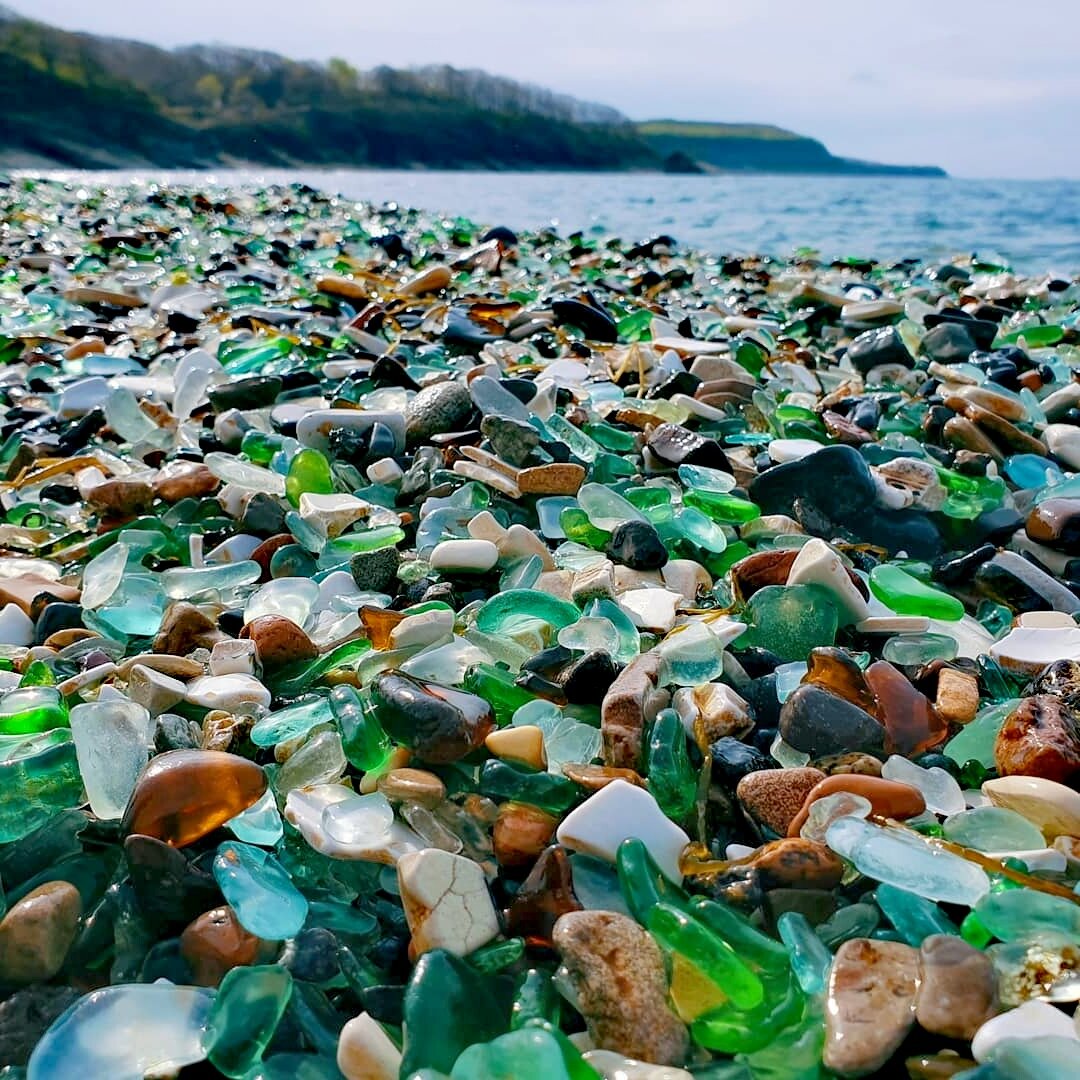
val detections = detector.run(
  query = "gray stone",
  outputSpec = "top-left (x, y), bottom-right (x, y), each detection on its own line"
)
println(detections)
top-left (405, 381), bottom-right (474, 444)
top-left (481, 413), bottom-right (539, 466)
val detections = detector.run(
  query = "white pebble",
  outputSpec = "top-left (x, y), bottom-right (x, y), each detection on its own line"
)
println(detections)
top-left (429, 539), bottom-right (498, 573)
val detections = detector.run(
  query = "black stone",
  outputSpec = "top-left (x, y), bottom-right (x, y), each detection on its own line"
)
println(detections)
top-left (749, 444), bottom-right (876, 524)
top-left (606, 520), bottom-right (669, 570)
top-left (647, 422), bottom-right (732, 472)
top-left (924, 310), bottom-right (997, 351)
top-left (551, 297), bottom-right (617, 342)
top-left (480, 225), bottom-right (518, 246)
top-left (124, 835), bottom-right (219, 932)
top-left (405, 381), bottom-right (475, 445)
top-left (932, 543), bottom-right (997, 587)
top-left (369, 671), bottom-right (493, 763)
top-left (481, 414), bottom-right (539, 466)
top-left (560, 650), bottom-right (619, 705)
top-left (779, 684), bottom-right (886, 757)
top-left (241, 492), bottom-right (288, 537)
top-left (709, 736), bottom-right (773, 787)
top-left (350, 546), bottom-right (401, 593)
top-left (921, 322), bottom-right (977, 363)
top-left (209, 376), bottom-right (283, 412)
top-left (1031, 660), bottom-right (1080, 711)
top-left (154, 712), bottom-right (201, 753)
top-left (844, 326), bottom-right (913, 374)
top-left (32, 601), bottom-right (83, 645)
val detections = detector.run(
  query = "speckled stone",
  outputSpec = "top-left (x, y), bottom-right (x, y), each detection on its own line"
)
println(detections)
top-left (994, 695), bottom-right (1080, 783)
top-left (824, 938), bottom-right (919, 1078)
top-left (405, 380), bottom-right (474, 445)
top-left (553, 910), bottom-right (688, 1065)
top-left (736, 766), bottom-right (827, 835)
top-left (0, 882), bottom-right (82, 984)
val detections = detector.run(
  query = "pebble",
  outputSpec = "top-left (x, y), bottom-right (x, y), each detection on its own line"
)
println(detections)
top-left (915, 934), bottom-right (999, 1039)
top-left (337, 1012), bottom-right (402, 1080)
top-left (553, 911), bottom-right (688, 1066)
top-left (397, 847), bottom-right (500, 956)
top-left (736, 767), bottom-right (827, 835)
top-left (824, 938), bottom-right (919, 1077)
top-left (994, 694), bottom-right (1080, 783)
top-left (429, 538), bottom-right (499, 573)
top-left (0, 883), bottom-right (82, 984)
top-left (971, 1000), bottom-right (1078, 1063)
top-left (982, 775), bottom-right (1080, 839)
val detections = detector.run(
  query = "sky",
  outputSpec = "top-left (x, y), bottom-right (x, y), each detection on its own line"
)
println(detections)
top-left (13, 0), bottom-right (1080, 178)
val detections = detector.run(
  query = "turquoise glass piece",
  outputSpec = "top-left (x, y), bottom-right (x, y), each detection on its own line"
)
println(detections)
top-left (450, 1027), bottom-right (572, 1080)
top-left (208, 965), bottom-right (293, 1078)
top-left (874, 884), bottom-right (959, 946)
top-left (161, 561), bottom-right (261, 600)
top-left (777, 911), bottom-right (832, 996)
top-left (974, 890), bottom-right (1080, 943)
top-left (582, 599), bottom-right (640, 665)
top-left (475, 590), bottom-right (580, 635)
top-left (212, 841), bottom-right (309, 940)
top-left (227, 789), bottom-right (284, 846)
top-left (944, 700), bottom-right (1021, 770)
top-left (943, 806), bottom-right (1046, 853)
top-left (250, 696), bottom-right (333, 748)
top-left (738, 584), bottom-right (838, 662)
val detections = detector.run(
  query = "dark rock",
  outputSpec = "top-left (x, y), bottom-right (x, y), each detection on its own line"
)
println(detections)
top-left (921, 321), bottom-right (977, 363)
top-left (551, 297), bottom-right (617, 342)
top-left (1026, 498), bottom-right (1080, 555)
top-left (1031, 659), bottom-right (1080, 711)
top-left (282, 927), bottom-right (340, 983)
top-left (208, 375), bottom-right (282, 412)
top-left (405, 381), bottom-right (475, 445)
top-left (844, 326), bottom-right (912, 374)
top-left (975, 550), bottom-right (1080, 614)
top-left (779, 684), bottom-right (886, 758)
top-left (32, 601), bottom-right (83, 646)
top-left (647, 422), bottom-right (732, 472)
top-left (606, 520), bottom-right (668, 571)
top-left (0, 985), bottom-right (80, 1066)
top-left (153, 712), bottom-right (201, 753)
top-left (124, 835), bottom-right (219, 932)
top-left (349, 546), bottom-right (401, 593)
top-left (709, 736), bottom-right (774, 787)
top-left (241, 492), bottom-right (288, 537)
top-left (481, 414), bottom-right (540, 466)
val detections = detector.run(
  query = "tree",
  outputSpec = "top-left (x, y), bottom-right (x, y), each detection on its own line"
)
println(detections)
top-left (195, 72), bottom-right (224, 110)
top-left (327, 57), bottom-right (358, 94)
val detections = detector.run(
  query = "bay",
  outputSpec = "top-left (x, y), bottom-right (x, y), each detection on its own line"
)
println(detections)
top-left (27, 168), bottom-right (1080, 273)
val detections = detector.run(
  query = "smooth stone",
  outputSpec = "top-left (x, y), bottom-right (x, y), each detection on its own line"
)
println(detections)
top-left (297, 492), bottom-right (371, 539)
top-left (736, 767), bottom-right (827, 835)
top-left (915, 934), bottom-right (998, 1040)
top-left (184, 673), bottom-right (272, 714)
top-left (582, 1049), bottom-right (694, 1080)
top-left (618, 588), bottom-right (681, 634)
top-left (1026, 498), bottom-right (1080, 555)
top-left (553, 910), bottom-right (688, 1066)
top-left (994, 695), bottom-right (1080, 783)
top-left (990, 626), bottom-right (1080, 676)
top-left (406, 381), bottom-right (474, 444)
top-left (557, 779), bottom-right (689, 883)
top-left (153, 601), bottom-right (227, 655)
top-left (934, 668), bottom-right (981, 726)
top-left (787, 775), bottom-right (925, 837)
top-left (779, 685), bottom-right (886, 758)
top-left (601, 652), bottom-right (669, 769)
top-left (982, 775), bottom-right (1080, 839)
top-left (126, 665), bottom-right (186, 717)
top-left (971, 1000), bottom-right (1078, 1063)
top-left (824, 938), bottom-right (919, 1078)
top-left (0, 882), bottom-right (81, 984)
top-left (337, 1012), bottom-right (402, 1080)
top-left (349, 546), bottom-right (401, 593)
top-left (481, 414), bottom-right (540, 466)
top-left (673, 682), bottom-right (753, 743)
top-left (785, 538), bottom-right (869, 626)
top-left (606, 520), bottom-right (669, 571)
top-left (845, 326), bottom-right (913, 374)
top-left (429, 539), bottom-right (499, 573)
top-left (1045, 423), bottom-right (1080, 470)
top-left (27, 984), bottom-right (214, 1079)
top-left (241, 614), bottom-right (318, 671)
top-left (0, 603), bottom-right (34, 647)
top-left (210, 639), bottom-right (257, 677)
top-left (397, 848), bottom-right (500, 956)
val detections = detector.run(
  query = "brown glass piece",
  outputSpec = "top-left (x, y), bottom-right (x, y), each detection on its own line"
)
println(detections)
top-left (995, 694), bottom-right (1080, 783)
top-left (240, 614), bottom-right (317, 670)
top-left (122, 749), bottom-right (267, 847)
top-left (360, 605), bottom-right (406, 650)
top-left (787, 774), bottom-right (927, 837)
top-left (493, 802), bottom-right (559, 867)
top-left (504, 845), bottom-right (582, 947)
top-left (730, 549), bottom-right (798, 602)
top-left (180, 905), bottom-right (276, 987)
top-left (803, 647), bottom-right (879, 716)
top-left (865, 660), bottom-right (947, 757)
top-left (739, 837), bottom-right (845, 890)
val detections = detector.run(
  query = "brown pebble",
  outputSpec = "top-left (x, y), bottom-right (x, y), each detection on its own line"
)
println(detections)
top-left (553, 910), bottom-right (688, 1065)
top-left (517, 463), bottom-right (586, 495)
top-left (493, 802), bottom-right (558, 867)
top-left (736, 767), bottom-right (826, 835)
top-left (0, 882), bottom-right (82, 985)
top-left (153, 601), bottom-right (227, 656)
top-left (85, 476), bottom-right (154, 518)
top-left (376, 767), bottom-right (446, 807)
top-left (0, 575), bottom-right (81, 615)
top-left (904, 1052), bottom-right (979, 1079)
top-left (153, 461), bottom-right (219, 503)
top-left (824, 938), bottom-right (919, 1078)
top-left (787, 775), bottom-right (926, 837)
top-left (240, 614), bottom-right (318, 671)
top-left (741, 837), bottom-right (845, 890)
top-left (994, 694), bottom-right (1080, 783)
top-left (250, 534), bottom-right (298, 581)
top-left (180, 905), bottom-right (276, 987)
top-left (42, 628), bottom-right (100, 650)
top-left (601, 652), bottom-right (669, 770)
top-left (562, 762), bottom-right (647, 791)
top-left (915, 934), bottom-right (998, 1040)
top-left (934, 668), bottom-right (981, 725)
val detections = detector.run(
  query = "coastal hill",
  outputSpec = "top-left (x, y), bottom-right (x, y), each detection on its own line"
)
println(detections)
top-left (0, 7), bottom-right (945, 176)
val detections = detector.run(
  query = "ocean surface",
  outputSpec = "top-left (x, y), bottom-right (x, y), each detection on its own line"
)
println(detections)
top-left (28, 169), bottom-right (1080, 275)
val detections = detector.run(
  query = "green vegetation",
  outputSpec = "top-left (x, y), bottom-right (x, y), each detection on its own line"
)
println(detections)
top-left (0, 9), bottom-right (944, 175)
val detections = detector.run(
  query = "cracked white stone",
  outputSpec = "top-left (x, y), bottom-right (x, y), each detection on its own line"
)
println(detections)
top-left (298, 492), bottom-right (372, 539)
top-left (397, 847), bottom-right (500, 957)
